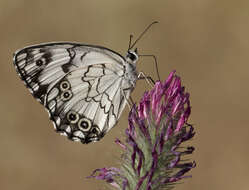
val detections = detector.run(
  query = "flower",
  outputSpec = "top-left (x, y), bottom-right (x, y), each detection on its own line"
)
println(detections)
top-left (87, 71), bottom-right (196, 190)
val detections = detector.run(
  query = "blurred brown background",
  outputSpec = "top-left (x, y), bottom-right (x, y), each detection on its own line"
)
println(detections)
top-left (1, 0), bottom-right (249, 189)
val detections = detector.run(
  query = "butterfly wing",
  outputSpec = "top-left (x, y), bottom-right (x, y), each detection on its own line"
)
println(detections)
top-left (13, 42), bottom-right (135, 143)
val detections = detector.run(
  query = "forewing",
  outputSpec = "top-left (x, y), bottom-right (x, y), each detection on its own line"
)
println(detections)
top-left (13, 42), bottom-right (125, 103)
top-left (13, 42), bottom-right (132, 143)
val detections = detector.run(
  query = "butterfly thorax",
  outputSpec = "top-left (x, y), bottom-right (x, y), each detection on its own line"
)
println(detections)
top-left (124, 50), bottom-right (139, 87)
top-left (123, 62), bottom-right (138, 87)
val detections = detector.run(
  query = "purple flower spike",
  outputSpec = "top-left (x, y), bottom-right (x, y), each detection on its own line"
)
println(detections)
top-left (175, 113), bottom-right (185, 132)
top-left (115, 138), bottom-right (127, 150)
top-left (88, 71), bottom-right (196, 190)
top-left (87, 167), bottom-right (128, 189)
top-left (138, 92), bottom-right (150, 119)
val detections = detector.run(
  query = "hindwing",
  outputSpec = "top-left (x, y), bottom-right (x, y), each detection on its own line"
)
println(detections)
top-left (13, 42), bottom-right (134, 143)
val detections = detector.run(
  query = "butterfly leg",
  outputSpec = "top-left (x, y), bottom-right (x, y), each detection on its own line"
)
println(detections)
top-left (129, 96), bottom-right (135, 106)
top-left (138, 54), bottom-right (161, 81)
top-left (138, 72), bottom-right (155, 88)
top-left (121, 87), bottom-right (135, 110)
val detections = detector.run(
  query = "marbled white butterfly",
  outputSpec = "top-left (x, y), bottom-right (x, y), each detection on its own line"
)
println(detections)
top-left (13, 22), bottom-right (158, 144)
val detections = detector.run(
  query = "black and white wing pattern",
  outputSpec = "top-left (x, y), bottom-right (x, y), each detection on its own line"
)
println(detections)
top-left (13, 42), bottom-right (137, 144)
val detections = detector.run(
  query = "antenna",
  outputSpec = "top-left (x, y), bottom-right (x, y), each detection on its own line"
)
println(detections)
top-left (129, 21), bottom-right (158, 50)
top-left (128, 34), bottom-right (133, 50)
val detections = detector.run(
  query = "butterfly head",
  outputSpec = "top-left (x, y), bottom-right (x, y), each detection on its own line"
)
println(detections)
top-left (126, 48), bottom-right (139, 64)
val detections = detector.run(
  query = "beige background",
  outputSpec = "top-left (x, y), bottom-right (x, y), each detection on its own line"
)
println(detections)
top-left (1, 0), bottom-right (249, 189)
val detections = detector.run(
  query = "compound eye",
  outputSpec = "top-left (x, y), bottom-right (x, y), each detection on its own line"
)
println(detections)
top-left (128, 52), bottom-right (137, 61)
top-left (67, 111), bottom-right (79, 124)
top-left (60, 81), bottom-right (70, 91)
top-left (61, 90), bottom-right (73, 101)
top-left (78, 118), bottom-right (92, 132)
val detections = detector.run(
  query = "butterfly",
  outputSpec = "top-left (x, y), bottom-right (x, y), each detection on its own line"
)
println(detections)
top-left (13, 22), bottom-right (159, 144)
